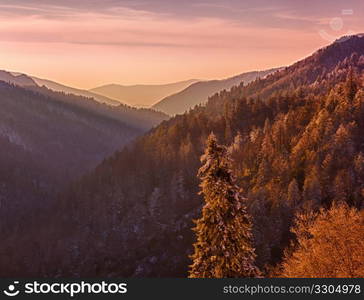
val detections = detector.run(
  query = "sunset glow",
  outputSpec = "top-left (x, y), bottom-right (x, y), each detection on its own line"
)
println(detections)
top-left (0, 0), bottom-right (363, 88)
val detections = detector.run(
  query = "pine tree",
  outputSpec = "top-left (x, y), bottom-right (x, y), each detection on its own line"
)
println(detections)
top-left (287, 179), bottom-right (301, 208)
top-left (303, 167), bottom-right (322, 210)
top-left (344, 68), bottom-right (358, 103)
top-left (189, 133), bottom-right (258, 278)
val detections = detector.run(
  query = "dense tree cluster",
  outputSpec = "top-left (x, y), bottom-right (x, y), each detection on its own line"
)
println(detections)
top-left (189, 134), bottom-right (258, 278)
top-left (0, 35), bottom-right (363, 277)
top-left (281, 203), bottom-right (364, 277)
top-left (0, 82), bottom-right (166, 276)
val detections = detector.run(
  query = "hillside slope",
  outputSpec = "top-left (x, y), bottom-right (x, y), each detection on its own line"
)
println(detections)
top-left (0, 82), bottom-right (166, 217)
top-left (31, 76), bottom-right (122, 106)
top-left (0, 82), bottom-right (158, 269)
top-left (152, 69), bottom-right (280, 115)
top-left (91, 79), bottom-right (198, 108)
top-left (0, 70), bottom-right (37, 87)
top-left (28, 85), bottom-right (168, 132)
top-left (0, 83), bottom-right (146, 185)
top-left (2, 35), bottom-right (364, 277)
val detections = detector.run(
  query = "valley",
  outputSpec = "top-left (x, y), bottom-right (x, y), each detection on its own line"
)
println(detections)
top-left (0, 34), bottom-right (363, 277)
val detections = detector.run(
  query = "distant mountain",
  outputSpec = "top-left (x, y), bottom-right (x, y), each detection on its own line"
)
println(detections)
top-left (15, 34), bottom-right (363, 278)
top-left (0, 70), bottom-right (37, 87)
top-left (1, 70), bottom-right (168, 131)
top-left (0, 80), bottom-right (166, 237)
top-left (31, 76), bottom-right (121, 106)
top-left (28, 85), bottom-right (168, 132)
top-left (152, 69), bottom-right (280, 115)
top-left (335, 33), bottom-right (364, 43)
top-left (0, 82), bottom-right (146, 184)
top-left (0, 81), bottom-right (165, 267)
top-left (90, 79), bottom-right (198, 108)
top-left (0, 80), bottom-right (167, 210)
top-left (4, 35), bottom-right (364, 278)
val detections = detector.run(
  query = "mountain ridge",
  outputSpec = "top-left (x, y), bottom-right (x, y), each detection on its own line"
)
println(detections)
top-left (1, 70), bottom-right (124, 106)
top-left (36, 34), bottom-right (364, 277)
top-left (0, 69), bottom-right (169, 131)
top-left (0, 70), bottom-right (38, 87)
top-left (31, 76), bottom-right (122, 106)
top-left (91, 79), bottom-right (199, 108)
top-left (152, 68), bottom-right (281, 115)
top-left (1, 35), bottom-right (363, 277)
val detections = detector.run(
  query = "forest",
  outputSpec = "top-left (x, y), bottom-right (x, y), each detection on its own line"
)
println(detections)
top-left (0, 35), bottom-right (364, 278)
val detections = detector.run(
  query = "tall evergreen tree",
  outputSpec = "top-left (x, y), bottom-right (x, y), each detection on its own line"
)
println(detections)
top-left (344, 68), bottom-right (358, 103)
top-left (189, 133), bottom-right (258, 278)
top-left (287, 179), bottom-right (301, 208)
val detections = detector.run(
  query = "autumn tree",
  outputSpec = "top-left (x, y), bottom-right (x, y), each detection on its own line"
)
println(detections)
top-left (287, 179), bottom-right (301, 208)
top-left (281, 202), bottom-right (364, 277)
top-left (302, 167), bottom-right (322, 210)
top-left (344, 68), bottom-right (358, 103)
top-left (189, 133), bottom-right (258, 278)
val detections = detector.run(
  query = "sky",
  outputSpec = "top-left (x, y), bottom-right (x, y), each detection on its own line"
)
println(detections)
top-left (0, 0), bottom-right (363, 89)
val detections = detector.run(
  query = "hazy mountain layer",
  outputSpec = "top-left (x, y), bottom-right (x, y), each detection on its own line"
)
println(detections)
top-left (2, 35), bottom-right (364, 278)
top-left (27, 85), bottom-right (168, 132)
top-left (0, 82), bottom-right (145, 185)
top-left (31, 76), bottom-right (121, 106)
top-left (0, 70), bottom-right (37, 87)
top-left (30, 34), bottom-right (363, 278)
top-left (91, 79), bottom-right (198, 108)
top-left (152, 69), bottom-right (280, 115)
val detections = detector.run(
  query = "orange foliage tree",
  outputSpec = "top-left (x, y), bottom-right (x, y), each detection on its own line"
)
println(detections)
top-left (281, 203), bottom-right (364, 277)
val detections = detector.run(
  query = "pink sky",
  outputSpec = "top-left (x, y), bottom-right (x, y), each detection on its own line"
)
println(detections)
top-left (0, 0), bottom-right (363, 89)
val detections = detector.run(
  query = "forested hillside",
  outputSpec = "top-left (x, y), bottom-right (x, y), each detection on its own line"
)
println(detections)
top-left (152, 69), bottom-right (279, 115)
top-left (0, 82), bottom-right (166, 184)
top-left (2, 35), bottom-right (364, 277)
top-left (0, 70), bottom-right (37, 87)
top-left (0, 82), bottom-right (168, 276)
top-left (28, 85), bottom-right (168, 131)
top-left (31, 76), bottom-right (122, 106)
top-left (0, 81), bottom-right (167, 200)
